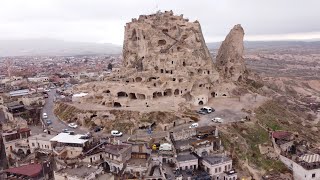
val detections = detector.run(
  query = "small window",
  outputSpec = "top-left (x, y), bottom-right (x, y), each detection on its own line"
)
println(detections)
top-left (312, 174), bottom-right (316, 178)
top-left (32, 143), bottom-right (35, 147)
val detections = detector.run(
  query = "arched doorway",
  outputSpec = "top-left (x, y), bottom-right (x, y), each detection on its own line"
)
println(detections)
top-left (100, 162), bottom-right (111, 173)
top-left (198, 101), bottom-right (204, 105)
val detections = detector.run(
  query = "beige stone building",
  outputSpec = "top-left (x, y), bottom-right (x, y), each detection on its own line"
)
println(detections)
top-left (28, 133), bottom-right (55, 153)
top-left (2, 128), bottom-right (31, 165)
top-left (202, 155), bottom-right (237, 179)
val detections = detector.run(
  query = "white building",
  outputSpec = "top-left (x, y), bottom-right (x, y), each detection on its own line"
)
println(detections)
top-left (280, 154), bottom-right (320, 180)
top-left (202, 155), bottom-right (237, 180)
top-left (28, 133), bottom-right (55, 153)
top-left (50, 132), bottom-right (91, 168)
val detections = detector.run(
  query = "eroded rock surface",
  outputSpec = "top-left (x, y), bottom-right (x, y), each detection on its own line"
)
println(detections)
top-left (216, 24), bottom-right (247, 82)
top-left (72, 12), bottom-right (249, 113)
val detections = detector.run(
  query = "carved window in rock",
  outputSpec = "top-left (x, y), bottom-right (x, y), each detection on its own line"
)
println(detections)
top-left (162, 29), bottom-right (168, 33)
top-left (158, 39), bottom-right (166, 46)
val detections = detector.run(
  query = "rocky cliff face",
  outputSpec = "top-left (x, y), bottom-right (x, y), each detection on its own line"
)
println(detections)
top-left (122, 10), bottom-right (218, 79)
top-left (216, 24), bottom-right (247, 82)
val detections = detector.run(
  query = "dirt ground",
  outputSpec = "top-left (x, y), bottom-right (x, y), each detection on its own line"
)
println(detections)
top-left (193, 93), bottom-right (269, 126)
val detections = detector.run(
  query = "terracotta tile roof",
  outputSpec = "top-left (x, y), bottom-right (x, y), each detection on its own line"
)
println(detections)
top-left (18, 127), bottom-right (31, 133)
top-left (5, 163), bottom-right (42, 177)
top-left (272, 131), bottom-right (292, 140)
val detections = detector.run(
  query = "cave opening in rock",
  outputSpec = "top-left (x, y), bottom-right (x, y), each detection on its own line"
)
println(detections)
top-left (114, 102), bottom-right (122, 107)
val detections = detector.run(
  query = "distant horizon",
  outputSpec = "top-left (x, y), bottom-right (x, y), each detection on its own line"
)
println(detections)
top-left (0, 37), bottom-right (320, 47)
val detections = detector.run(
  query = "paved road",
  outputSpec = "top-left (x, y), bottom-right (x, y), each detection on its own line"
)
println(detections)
top-left (42, 89), bottom-right (85, 135)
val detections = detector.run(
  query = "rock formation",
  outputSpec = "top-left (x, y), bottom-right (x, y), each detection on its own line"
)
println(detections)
top-left (216, 24), bottom-right (247, 82)
top-left (123, 10), bottom-right (215, 75)
top-left (73, 11), bottom-right (248, 110)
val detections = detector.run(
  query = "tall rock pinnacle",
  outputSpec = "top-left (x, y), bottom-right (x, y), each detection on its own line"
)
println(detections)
top-left (216, 24), bottom-right (247, 82)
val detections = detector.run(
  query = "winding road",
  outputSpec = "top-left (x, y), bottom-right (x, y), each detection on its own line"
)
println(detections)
top-left (42, 89), bottom-right (85, 134)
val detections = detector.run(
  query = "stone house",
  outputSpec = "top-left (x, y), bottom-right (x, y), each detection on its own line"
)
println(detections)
top-left (202, 155), bottom-right (236, 179)
top-left (280, 153), bottom-right (320, 180)
top-left (28, 133), bottom-right (55, 153)
top-left (176, 154), bottom-right (198, 171)
top-left (2, 128), bottom-right (31, 165)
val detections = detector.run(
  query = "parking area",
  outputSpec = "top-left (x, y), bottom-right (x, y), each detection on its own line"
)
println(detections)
top-left (194, 94), bottom-right (268, 128)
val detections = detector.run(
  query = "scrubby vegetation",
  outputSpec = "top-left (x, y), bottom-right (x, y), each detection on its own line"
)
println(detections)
top-left (221, 122), bottom-right (287, 174)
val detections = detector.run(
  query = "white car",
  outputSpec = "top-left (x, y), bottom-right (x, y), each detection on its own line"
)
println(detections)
top-left (42, 113), bottom-right (48, 119)
top-left (159, 143), bottom-right (172, 151)
top-left (111, 130), bottom-right (123, 137)
top-left (68, 123), bottom-right (78, 129)
top-left (212, 117), bottom-right (223, 123)
top-left (189, 123), bottom-right (199, 128)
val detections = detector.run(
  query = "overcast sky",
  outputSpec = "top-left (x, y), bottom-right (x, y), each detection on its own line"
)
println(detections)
top-left (0, 0), bottom-right (319, 45)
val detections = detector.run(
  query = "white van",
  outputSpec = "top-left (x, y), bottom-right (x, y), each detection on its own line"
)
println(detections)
top-left (159, 143), bottom-right (172, 151)
top-left (200, 107), bottom-right (214, 113)
top-left (212, 117), bottom-right (223, 123)
top-left (189, 123), bottom-right (199, 128)
top-left (42, 113), bottom-right (48, 119)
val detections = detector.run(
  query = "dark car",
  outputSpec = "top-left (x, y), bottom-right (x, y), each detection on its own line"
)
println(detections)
top-left (46, 119), bottom-right (52, 125)
top-left (197, 133), bottom-right (209, 139)
top-left (94, 126), bottom-right (102, 132)
top-left (196, 110), bottom-right (207, 115)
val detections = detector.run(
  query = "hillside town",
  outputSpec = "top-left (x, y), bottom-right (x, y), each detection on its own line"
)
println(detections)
top-left (1, 10), bottom-right (320, 180)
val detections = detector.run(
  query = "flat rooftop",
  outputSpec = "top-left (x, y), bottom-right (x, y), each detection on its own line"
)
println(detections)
top-left (203, 155), bottom-right (231, 165)
top-left (50, 133), bottom-right (88, 144)
top-left (104, 143), bottom-right (131, 156)
top-left (174, 137), bottom-right (198, 150)
top-left (29, 133), bottom-right (55, 141)
top-left (176, 154), bottom-right (198, 162)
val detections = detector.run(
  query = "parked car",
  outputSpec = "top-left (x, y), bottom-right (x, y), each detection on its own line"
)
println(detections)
top-left (196, 110), bottom-right (207, 115)
top-left (46, 119), bottom-right (52, 125)
top-left (42, 113), bottom-right (48, 119)
top-left (152, 143), bottom-right (160, 150)
top-left (80, 132), bottom-right (91, 139)
top-left (159, 143), bottom-right (172, 151)
top-left (197, 133), bottom-right (209, 139)
top-left (200, 107), bottom-right (215, 113)
top-left (189, 123), bottom-right (199, 128)
top-left (68, 123), bottom-right (78, 128)
top-left (212, 117), bottom-right (223, 123)
top-left (62, 129), bottom-right (69, 133)
top-left (111, 130), bottom-right (123, 137)
top-left (94, 126), bottom-right (102, 132)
